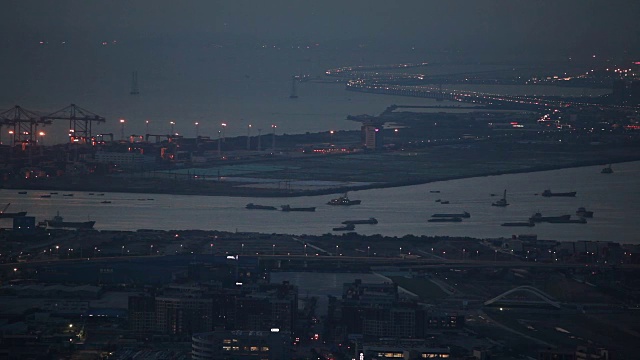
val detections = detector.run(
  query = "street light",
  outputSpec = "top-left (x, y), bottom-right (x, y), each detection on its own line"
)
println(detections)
top-left (194, 122), bottom-right (199, 137)
top-left (145, 120), bottom-right (150, 134)
top-left (329, 130), bottom-right (334, 143)
top-left (38, 131), bottom-right (45, 145)
top-left (8, 130), bottom-right (14, 146)
top-left (170, 121), bottom-right (175, 135)
top-left (221, 123), bottom-right (227, 142)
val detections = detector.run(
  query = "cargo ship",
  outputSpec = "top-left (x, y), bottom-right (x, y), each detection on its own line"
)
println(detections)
top-left (576, 207), bottom-right (594, 218)
top-left (342, 218), bottom-right (378, 225)
top-left (501, 221), bottom-right (535, 227)
top-left (281, 205), bottom-right (316, 212)
top-left (431, 211), bottom-right (470, 218)
top-left (0, 203), bottom-right (27, 218)
top-left (45, 212), bottom-right (95, 229)
top-left (332, 224), bottom-right (355, 231)
top-left (428, 217), bottom-right (463, 222)
top-left (541, 189), bottom-right (576, 197)
top-left (327, 193), bottom-right (361, 206)
top-left (547, 217), bottom-right (587, 224)
top-left (529, 212), bottom-right (571, 223)
top-left (246, 203), bottom-right (277, 210)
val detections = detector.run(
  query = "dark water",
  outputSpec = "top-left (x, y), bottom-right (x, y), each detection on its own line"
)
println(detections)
top-left (2, 161), bottom-right (638, 244)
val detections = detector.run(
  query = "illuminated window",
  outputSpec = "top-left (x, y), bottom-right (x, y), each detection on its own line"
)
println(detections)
top-left (261, 347), bottom-right (269, 351)
top-left (251, 346), bottom-right (259, 351)
top-left (222, 346), bottom-right (231, 351)
top-left (223, 339), bottom-right (231, 344)
top-left (232, 346), bottom-right (239, 351)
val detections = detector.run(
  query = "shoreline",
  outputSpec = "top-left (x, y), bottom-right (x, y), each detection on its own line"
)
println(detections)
top-left (4, 156), bottom-right (639, 198)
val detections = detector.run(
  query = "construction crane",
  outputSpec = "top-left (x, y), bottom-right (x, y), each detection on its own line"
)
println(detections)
top-left (41, 104), bottom-right (105, 144)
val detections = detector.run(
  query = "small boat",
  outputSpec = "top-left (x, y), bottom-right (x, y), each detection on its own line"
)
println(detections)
top-left (333, 224), bottom-right (355, 231)
top-left (50, 192), bottom-right (58, 195)
top-left (576, 207), bottom-right (594, 218)
top-left (342, 218), bottom-right (378, 225)
top-left (17, 191), bottom-right (27, 195)
top-left (429, 190), bottom-right (441, 193)
top-left (541, 189), bottom-right (576, 197)
top-left (431, 211), bottom-right (470, 218)
top-left (440, 200), bottom-right (450, 204)
top-left (428, 217), bottom-right (462, 222)
top-left (327, 193), bottom-right (361, 206)
top-left (601, 164), bottom-right (613, 174)
top-left (88, 193), bottom-right (95, 195)
top-left (492, 189), bottom-right (509, 207)
top-left (100, 201), bottom-right (112, 204)
top-left (45, 211), bottom-right (95, 229)
top-left (97, 193), bottom-right (105, 196)
top-left (0, 203), bottom-right (27, 218)
top-left (281, 205), bottom-right (316, 212)
top-left (246, 203), bottom-right (277, 210)
top-left (501, 221), bottom-right (535, 227)
top-left (435, 199), bottom-right (441, 203)
top-left (40, 194), bottom-right (51, 198)
top-left (63, 194), bottom-right (74, 197)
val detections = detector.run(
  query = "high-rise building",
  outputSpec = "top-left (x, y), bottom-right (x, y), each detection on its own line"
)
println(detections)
top-left (155, 296), bottom-right (213, 335)
top-left (128, 295), bottom-right (156, 333)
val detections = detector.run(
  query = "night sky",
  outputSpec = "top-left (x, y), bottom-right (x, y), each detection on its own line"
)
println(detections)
top-left (3, 0), bottom-right (639, 58)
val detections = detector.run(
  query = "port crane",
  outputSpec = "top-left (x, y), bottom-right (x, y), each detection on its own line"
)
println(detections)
top-left (0, 105), bottom-right (51, 146)
top-left (41, 104), bottom-right (105, 144)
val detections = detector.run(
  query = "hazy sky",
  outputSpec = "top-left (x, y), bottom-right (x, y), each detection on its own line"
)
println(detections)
top-left (4, 0), bottom-right (640, 57)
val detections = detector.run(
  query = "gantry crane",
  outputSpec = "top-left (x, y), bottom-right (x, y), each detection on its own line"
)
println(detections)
top-left (0, 106), bottom-right (51, 146)
top-left (41, 104), bottom-right (105, 144)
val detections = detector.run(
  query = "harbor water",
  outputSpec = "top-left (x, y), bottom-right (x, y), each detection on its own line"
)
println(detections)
top-left (2, 161), bottom-right (639, 244)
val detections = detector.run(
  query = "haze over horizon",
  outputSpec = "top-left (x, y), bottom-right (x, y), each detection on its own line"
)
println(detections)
top-left (2, 1), bottom-right (640, 143)
top-left (3, 0), bottom-right (640, 60)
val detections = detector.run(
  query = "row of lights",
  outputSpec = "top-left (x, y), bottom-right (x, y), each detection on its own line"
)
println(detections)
top-left (116, 120), bottom-right (280, 138)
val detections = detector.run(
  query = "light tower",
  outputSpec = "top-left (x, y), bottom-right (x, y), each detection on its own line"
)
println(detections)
top-left (38, 131), bottom-right (45, 145)
top-left (271, 124), bottom-right (277, 151)
top-left (119, 119), bottom-right (125, 140)
top-left (194, 122), bottom-right (199, 137)
top-left (169, 121), bottom-right (175, 135)
top-left (221, 123), bottom-right (227, 142)
top-left (247, 124), bottom-right (252, 150)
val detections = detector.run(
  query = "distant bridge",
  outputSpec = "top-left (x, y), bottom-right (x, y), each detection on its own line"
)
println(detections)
top-left (484, 285), bottom-right (561, 309)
